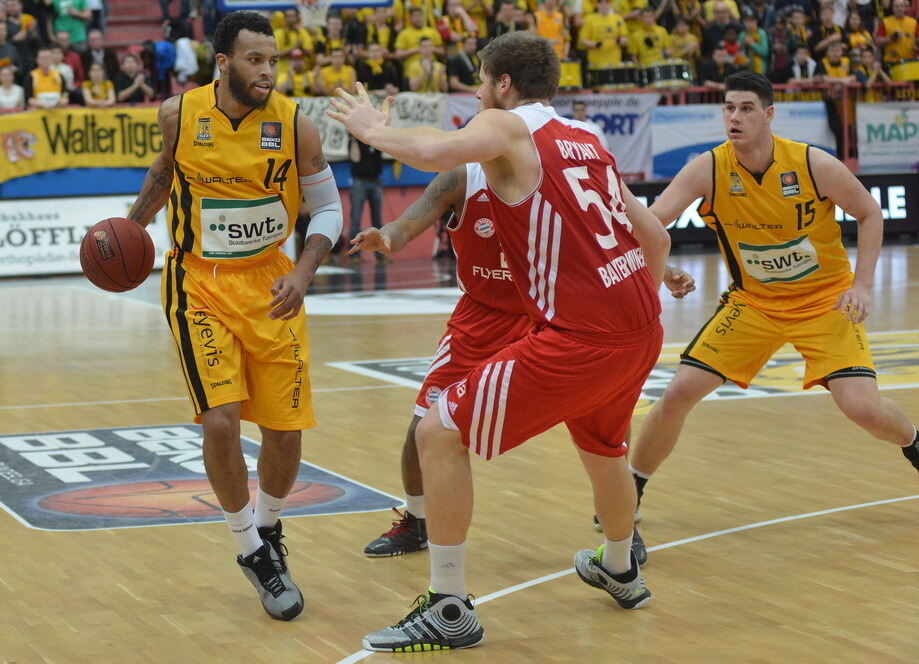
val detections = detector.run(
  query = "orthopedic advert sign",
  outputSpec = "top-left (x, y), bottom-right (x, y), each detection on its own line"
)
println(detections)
top-left (651, 102), bottom-right (836, 178)
top-left (0, 195), bottom-right (170, 277)
top-left (856, 102), bottom-right (919, 171)
top-left (0, 106), bottom-right (161, 183)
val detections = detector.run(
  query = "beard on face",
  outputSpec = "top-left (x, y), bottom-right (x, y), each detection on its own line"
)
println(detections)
top-left (227, 63), bottom-right (271, 110)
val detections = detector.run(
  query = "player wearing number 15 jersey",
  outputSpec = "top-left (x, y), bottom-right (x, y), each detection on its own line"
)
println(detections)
top-left (628, 71), bottom-right (919, 536)
top-left (329, 31), bottom-right (671, 651)
top-left (126, 12), bottom-right (345, 622)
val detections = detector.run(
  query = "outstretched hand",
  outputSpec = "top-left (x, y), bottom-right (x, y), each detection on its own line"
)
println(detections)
top-left (326, 82), bottom-right (393, 143)
top-left (349, 227), bottom-right (392, 255)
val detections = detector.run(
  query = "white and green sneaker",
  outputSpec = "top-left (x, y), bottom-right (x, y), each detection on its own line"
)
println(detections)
top-left (362, 591), bottom-right (484, 652)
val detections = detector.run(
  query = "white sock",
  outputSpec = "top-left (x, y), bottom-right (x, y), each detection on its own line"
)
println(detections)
top-left (224, 502), bottom-right (262, 558)
top-left (429, 542), bottom-right (466, 597)
top-left (254, 487), bottom-right (286, 529)
top-left (601, 535), bottom-right (633, 575)
top-left (404, 494), bottom-right (426, 519)
top-left (628, 465), bottom-right (651, 480)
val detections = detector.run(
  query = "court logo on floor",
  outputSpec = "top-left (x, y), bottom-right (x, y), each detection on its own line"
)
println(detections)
top-left (330, 331), bottom-right (919, 416)
top-left (0, 425), bottom-right (399, 531)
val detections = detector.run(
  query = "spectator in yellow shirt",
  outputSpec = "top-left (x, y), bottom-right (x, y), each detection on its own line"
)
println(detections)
top-left (274, 8), bottom-right (315, 71)
top-left (313, 48), bottom-right (357, 95)
top-left (462, 0), bottom-right (494, 38)
top-left (81, 61), bottom-right (114, 107)
top-left (533, 0), bottom-right (569, 59)
top-left (406, 37), bottom-right (448, 91)
top-left (616, 0), bottom-right (646, 35)
top-left (669, 16), bottom-right (700, 76)
top-left (579, 0), bottom-right (629, 69)
top-left (876, 0), bottom-right (918, 65)
top-left (395, 7), bottom-right (444, 69)
top-left (28, 48), bottom-right (66, 109)
top-left (276, 49), bottom-right (313, 97)
top-left (630, 7), bottom-right (669, 66)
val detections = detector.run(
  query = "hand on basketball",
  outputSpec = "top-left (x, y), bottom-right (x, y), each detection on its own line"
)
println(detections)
top-left (833, 283), bottom-right (871, 323)
top-left (349, 227), bottom-right (392, 255)
top-left (663, 266), bottom-right (696, 299)
top-left (326, 82), bottom-right (393, 144)
top-left (269, 272), bottom-right (310, 320)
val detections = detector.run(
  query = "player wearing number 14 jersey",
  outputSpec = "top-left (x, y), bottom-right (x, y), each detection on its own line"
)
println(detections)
top-left (328, 30), bottom-right (671, 651)
top-left (126, 12), bottom-right (345, 622)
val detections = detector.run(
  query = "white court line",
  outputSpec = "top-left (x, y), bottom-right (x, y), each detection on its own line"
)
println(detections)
top-left (0, 384), bottom-right (405, 411)
top-left (336, 493), bottom-right (919, 663)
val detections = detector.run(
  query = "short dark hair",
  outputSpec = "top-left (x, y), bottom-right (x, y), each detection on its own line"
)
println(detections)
top-left (724, 70), bottom-right (774, 108)
top-left (213, 11), bottom-right (274, 56)
top-left (478, 31), bottom-right (559, 101)
top-left (572, 100), bottom-right (586, 109)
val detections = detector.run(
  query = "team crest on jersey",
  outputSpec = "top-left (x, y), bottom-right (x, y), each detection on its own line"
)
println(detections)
top-left (260, 122), bottom-right (282, 150)
top-left (780, 171), bottom-right (800, 197)
top-left (424, 386), bottom-right (442, 406)
top-left (196, 117), bottom-right (212, 141)
top-left (474, 218), bottom-right (495, 238)
top-left (729, 172), bottom-right (745, 196)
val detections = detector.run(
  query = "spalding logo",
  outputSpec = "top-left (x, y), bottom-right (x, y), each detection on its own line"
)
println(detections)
top-left (474, 218), bottom-right (495, 238)
top-left (93, 230), bottom-right (115, 260)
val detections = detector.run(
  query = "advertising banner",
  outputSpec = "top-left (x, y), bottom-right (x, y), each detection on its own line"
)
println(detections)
top-left (856, 102), bottom-right (919, 172)
top-left (651, 102), bottom-right (836, 179)
top-left (0, 195), bottom-right (170, 277)
top-left (444, 93), bottom-right (661, 179)
top-left (552, 93), bottom-right (661, 179)
top-left (0, 106), bottom-right (161, 184)
top-left (296, 95), bottom-right (350, 162)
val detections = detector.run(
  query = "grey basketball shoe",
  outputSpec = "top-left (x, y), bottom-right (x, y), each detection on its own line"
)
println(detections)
top-left (362, 592), bottom-right (485, 652)
top-left (258, 519), bottom-right (293, 586)
top-left (237, 540), bottom-right (304, 621)
top-left (574, 548), bottom-right (651, 609)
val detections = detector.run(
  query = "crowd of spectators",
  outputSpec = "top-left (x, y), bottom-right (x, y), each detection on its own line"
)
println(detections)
top-left (1, 0), bottom-right (918, 112)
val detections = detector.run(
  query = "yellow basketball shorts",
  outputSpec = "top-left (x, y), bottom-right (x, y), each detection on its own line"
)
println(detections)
top-left (682, 291), bottom-right (875, 390)
top-left (161, 249), bottom-right (315, 431)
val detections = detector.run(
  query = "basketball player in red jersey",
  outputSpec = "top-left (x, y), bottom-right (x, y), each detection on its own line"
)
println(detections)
top-left (330, 31), bottom-right (671, 651)
top-left (355, 164), bottom-right (694, 565)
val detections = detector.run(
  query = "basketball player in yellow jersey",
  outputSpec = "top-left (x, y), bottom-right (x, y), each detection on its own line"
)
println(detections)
top-left (126, 11), bottom-right (343, 621)
top-left (628, 71), bottom-right (919, 515)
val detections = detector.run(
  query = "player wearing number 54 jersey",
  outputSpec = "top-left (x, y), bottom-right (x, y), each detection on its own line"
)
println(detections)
top-left (126, 12), bottom-right (344, 622)
top-left (329, 31), bottom-right (671, 652)
top-left (628, 71), bottom-right (919, 533)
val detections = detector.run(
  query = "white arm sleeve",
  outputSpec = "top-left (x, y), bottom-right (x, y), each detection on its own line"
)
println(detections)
top-left (299, 166), bottom-right (343, 245)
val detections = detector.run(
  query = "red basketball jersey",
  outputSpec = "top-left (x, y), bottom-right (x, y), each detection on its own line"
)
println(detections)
top-left (485, 103), bottom-right (661, 338)
top-left (448, 163), bottom-right (527, 315)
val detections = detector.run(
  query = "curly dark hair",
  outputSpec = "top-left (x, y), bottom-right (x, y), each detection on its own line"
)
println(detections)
top-left (213, 11), bottom-right (274, 56)
top-left (478, 31), bottom-right (559, 101)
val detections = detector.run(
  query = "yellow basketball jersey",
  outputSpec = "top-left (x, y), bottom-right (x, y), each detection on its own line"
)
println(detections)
top-left (702, 136), bottom-right (853, 319)
top-left (170, 81), bottom-right (301, 265)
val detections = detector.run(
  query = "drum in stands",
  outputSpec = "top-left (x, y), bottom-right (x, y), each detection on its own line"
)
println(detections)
top-left (643, 59), bottom-right (692, 88)
top-left (890, 60), bottom-right (919, 82)
top-left (559, 60), bottom-right (584, 90)
top-left (589, 63), bottom-right (641, 89)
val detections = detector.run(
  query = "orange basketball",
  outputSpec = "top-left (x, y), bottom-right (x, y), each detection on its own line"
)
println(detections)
top-left (80, 217), bottom-right (155, 292)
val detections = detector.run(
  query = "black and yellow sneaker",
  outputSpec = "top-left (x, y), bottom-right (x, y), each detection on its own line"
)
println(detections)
top-left (363, 508), bottom-right (428, 557)
top-left (362, 591), bottom-right (484, 652)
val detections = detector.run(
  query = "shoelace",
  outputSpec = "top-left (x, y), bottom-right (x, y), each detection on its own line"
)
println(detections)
top-left (395, 593), bottom-right (432, 628)
top-left (380, 507), bottom-right (414, 537)
top-left (252, 554), bottom-right (287, 598)
top-left (268, 532), bottom-right (289, 573)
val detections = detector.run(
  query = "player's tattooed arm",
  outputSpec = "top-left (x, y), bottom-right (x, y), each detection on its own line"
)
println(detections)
top-left (350, 166), bottom-right (466, 255)
top-left (129, 96), bottom-right (180, 226)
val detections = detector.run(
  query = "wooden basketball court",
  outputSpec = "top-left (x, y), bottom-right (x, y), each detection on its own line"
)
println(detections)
top-left (1, 246), bottom-right (917, 663)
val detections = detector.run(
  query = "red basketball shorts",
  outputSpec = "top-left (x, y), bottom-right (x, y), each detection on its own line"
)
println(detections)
top-left (415, 295), bottom-right (532, 417)
top-left (438, 320), bottom-right (663, 459)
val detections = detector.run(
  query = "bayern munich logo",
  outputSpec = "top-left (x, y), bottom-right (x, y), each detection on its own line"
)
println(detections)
top-left (474, 218), bottom-right (495, 238)
top-left (425, 386), bottom-right (442, 406)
